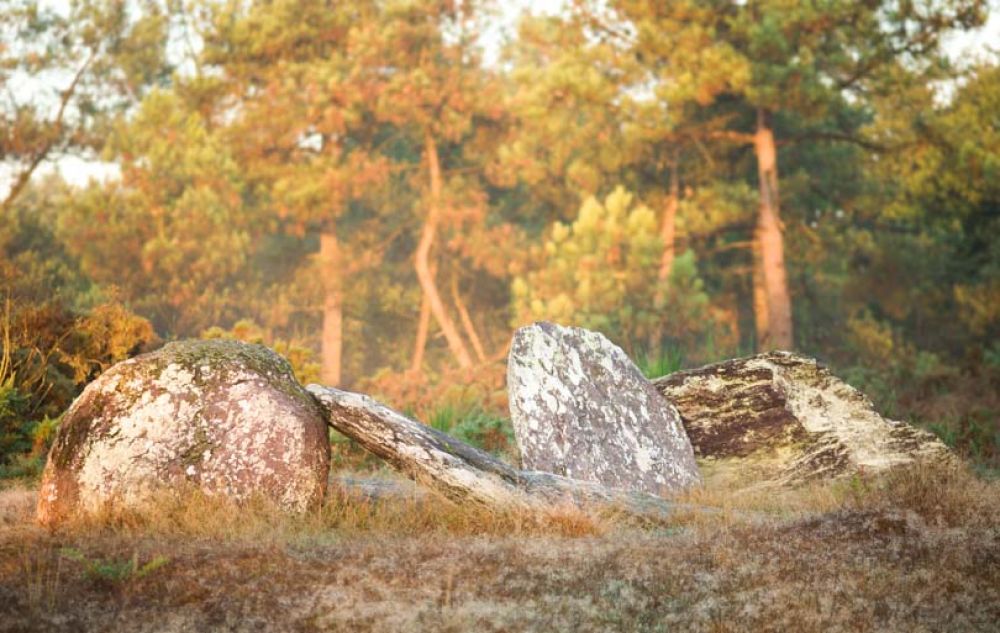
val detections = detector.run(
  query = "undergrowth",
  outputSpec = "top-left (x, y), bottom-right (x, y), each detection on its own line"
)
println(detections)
top-left (2, 462), bottom-right (999, 632)
top-left (60, 548), bottom-right (170, 589)
top-left (427, 405), bottom-right (515, 459)
top-left (49, 482), bottom-right (606, 543)
top-left (634, 345), bottom-right (686, 380)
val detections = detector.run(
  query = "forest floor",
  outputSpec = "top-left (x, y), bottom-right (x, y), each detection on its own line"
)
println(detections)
top-left (1, 463), bottom-right (998, 633)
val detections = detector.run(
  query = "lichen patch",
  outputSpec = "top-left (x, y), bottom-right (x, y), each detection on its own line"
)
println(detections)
top-left (653, 351), bottom-right (954, 487)
top-left (508, 322), bottom-right (701, 496)
top-left (36, 339), bottom-right (330, 525)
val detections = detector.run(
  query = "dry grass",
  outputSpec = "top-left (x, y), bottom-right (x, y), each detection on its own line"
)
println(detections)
top-left (2, 463), bottom-right (999, 632)
top-left (48, 482), bottom-right (608, 544)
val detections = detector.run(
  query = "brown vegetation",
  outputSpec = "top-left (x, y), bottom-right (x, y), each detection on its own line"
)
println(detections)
top-left (2, 463), bottom-right (998, 632)
top-left (1, 2), bottom-right (998, 628)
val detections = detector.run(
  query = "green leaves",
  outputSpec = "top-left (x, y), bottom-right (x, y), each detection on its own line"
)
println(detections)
top-left (61, 548), bottom-right (171, 588)
top-left (513, 186), bottom-right (710, 352)
top-left (59, 88), bottom-right (251, 335)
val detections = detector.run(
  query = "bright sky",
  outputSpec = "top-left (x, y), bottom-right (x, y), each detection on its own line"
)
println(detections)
top-left (486, 0), bottom-right (565, 65)
top-left (3, 0), bottom-right (998, 191)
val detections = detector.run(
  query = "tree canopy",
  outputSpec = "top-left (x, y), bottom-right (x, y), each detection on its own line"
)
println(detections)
top-left (2, 0), bottom-right (997, 471)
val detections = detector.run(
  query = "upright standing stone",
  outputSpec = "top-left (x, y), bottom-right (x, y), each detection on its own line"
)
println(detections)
top-left (37, 340), bottom-right (330, 525)
top-left (507, 322), bottom-right (700, 495)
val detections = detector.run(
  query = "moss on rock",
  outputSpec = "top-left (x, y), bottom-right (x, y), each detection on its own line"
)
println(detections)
top-left (653, 351), bottom-right (955, 487)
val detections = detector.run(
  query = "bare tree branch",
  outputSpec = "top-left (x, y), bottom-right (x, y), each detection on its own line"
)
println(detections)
top-left (2, 49), bottom-right (96, 211)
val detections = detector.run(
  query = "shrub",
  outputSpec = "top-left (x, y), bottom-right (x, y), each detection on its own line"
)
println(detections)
top-left (0, 376), bottom-right (31, 461)
top-left (429, 405), bottom-right (515, 459)
top-left (0, 294), bottom-right (158, 475)
top-left (201, 319), bottom-right (321, 385)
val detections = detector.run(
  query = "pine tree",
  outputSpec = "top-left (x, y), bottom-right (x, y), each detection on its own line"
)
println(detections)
top-left (596, 0), bottom-right (987, 350)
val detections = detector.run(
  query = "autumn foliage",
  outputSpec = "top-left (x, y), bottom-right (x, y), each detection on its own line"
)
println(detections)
top-left (1, 0), bottom-right (998, 472)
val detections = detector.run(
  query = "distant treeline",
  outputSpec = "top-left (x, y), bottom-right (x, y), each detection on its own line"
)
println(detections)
top-left (1, 1), bottom-right (997, 472)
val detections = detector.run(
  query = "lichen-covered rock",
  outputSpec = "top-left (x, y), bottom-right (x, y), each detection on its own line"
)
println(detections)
top-left (308, 384), bottom-right (685, 521)
top-left (652, 351), bottom-right (955, 485)
top-left (36, 340), bottom-right (330, 525)
top-left (507, 322), bottom-right (701, 495)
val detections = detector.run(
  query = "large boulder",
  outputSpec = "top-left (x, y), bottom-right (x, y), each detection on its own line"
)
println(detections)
top-left (507, 322), bottom-right (700, 496)
top-left (652, 351), bottom-right (954, 485)
top-left (37, 340), bottom-right (330, 525)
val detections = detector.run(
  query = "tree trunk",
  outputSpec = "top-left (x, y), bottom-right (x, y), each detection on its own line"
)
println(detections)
top-left (414, 132), bottom-right (474, 369)
top-left (751, 231), bottom-right (770, 349)
top-left (319, 230), bottom-right (343, 386)
top-left (410, 259), bottom-right (436, 374)
top-left (650, 157), bottom-right (680, 351)
top-left (451, 272), bottom-right (487, 363)
top-left (656, 158), bottom-right (680, 287)
top-left (410, 292), bottom-right (431, 374)
top-left (753, 108), bottom-right (793, 350)
top-left (307, 384), bottom-right (684, 522)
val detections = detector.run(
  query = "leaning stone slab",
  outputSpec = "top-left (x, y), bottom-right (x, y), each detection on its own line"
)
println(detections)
top-left (307, 384), bottom-right (689, 522)
top-left (37, 340), bottom-right (330, 525)
top-left (507, 322), bottom-right (701, 496)
top-left (652, 351), bottom-right (955, 485)
top-left (309, 385), bottom-right (531, 510)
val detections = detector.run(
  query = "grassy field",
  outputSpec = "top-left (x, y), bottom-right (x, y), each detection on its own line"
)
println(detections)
top-left (1, 463), bottom-right (999, 632)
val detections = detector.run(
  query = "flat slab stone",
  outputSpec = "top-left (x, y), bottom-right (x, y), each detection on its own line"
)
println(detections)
top-left (507, 322), bottom-right (700, 496)
top-left (652, 351), bottom-right (955, 485)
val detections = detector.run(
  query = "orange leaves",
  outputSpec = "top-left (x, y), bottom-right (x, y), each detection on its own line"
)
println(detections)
top-left (606, 244), bottom-right (623, 266)
top-left (321, 106), bottom-right (347, 137)
top-left (346, 153), bottom-right (392, 200)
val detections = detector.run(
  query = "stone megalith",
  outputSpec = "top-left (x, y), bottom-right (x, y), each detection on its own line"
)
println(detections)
top-left (307, 384), bottom-right (684, 522)
top-left (652, 351), bottom-right (955, 485)
top-left (37, 340), bottom-right (330, 525)
top-left (507, 322), bottom-right (700, 495)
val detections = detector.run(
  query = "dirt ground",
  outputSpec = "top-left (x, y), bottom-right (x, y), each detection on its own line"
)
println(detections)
top-left (1, 465), bottom-right (999, 632)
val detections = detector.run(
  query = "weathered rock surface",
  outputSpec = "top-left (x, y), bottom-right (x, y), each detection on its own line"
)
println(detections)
top-left (37, 340), bottom-right (330, 525)
top-left (308, 384), bottom-right (688, 522)
top-left (652, 351), bottom-right (954, 485)
top-left (507, 322), bottom-right (701, 495)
